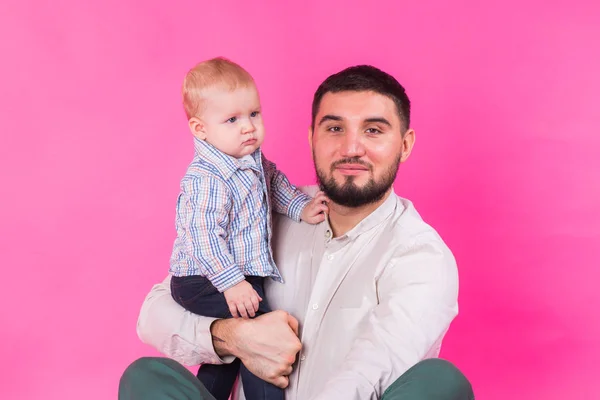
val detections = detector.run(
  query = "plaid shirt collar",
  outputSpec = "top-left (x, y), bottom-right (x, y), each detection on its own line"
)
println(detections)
top-left (193, 138), bottom-right (262, 180)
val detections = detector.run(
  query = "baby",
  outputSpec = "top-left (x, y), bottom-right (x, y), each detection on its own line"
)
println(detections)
top-left (168, 57), bottom-right (327, 400)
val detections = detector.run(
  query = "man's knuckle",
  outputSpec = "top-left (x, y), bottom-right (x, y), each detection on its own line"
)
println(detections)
top-left (266, 371), bottom-right (278, 380)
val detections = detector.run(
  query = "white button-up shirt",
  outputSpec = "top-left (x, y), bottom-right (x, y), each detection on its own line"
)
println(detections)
top-left (137, 187), bottom-right (459, 400)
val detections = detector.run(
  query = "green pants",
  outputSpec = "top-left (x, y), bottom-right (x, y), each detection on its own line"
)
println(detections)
top-left (119, 357), bottom-right (474, 399)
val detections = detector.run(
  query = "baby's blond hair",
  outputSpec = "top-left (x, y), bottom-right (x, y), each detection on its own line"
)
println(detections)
top-left (182, 57), bottom-right (255, 119)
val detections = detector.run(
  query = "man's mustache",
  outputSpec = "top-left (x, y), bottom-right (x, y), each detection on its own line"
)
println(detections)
top-left (330, 158), bottom-right (372, 172)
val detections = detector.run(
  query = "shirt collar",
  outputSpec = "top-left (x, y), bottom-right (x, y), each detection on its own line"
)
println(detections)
top-left (324, 190), bottom-right (400, 248)
top-left (193, 138), bottom-right (262, 180)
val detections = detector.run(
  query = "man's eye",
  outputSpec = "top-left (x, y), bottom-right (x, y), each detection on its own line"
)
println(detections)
top-left (328, 126), bottom-right (342, 132)
top-left (366, 128), bottom-right (382, 134)
top-left (226, 117), bottom-right (237, 123)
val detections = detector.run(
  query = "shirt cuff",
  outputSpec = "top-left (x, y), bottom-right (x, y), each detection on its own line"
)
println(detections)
top-left (208, 264), bottom-right (246, 292)
top-left (287, 192), bottom-right (312, 222)
top-left (201, 319), bottom-right (236, 365)
top-left (180, 316), bottom-right (235, 365)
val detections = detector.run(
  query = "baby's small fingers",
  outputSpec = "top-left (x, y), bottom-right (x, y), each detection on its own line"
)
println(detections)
top-left (246, 301), bottom-right (256, 318)
top-left (238, 303), bottom-right (249, 319)
top-left (314, 192), bottom-right (326, 201)
top-left (228, 304), bottom-right (239, 318)
top-left (316, 192), bottom-right (330, 203)
top-left (251, 296), bottom-right (260, 312)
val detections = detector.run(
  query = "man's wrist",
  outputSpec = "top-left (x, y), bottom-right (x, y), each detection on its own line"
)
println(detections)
top-left (210, 318), bottom-right (243, 358)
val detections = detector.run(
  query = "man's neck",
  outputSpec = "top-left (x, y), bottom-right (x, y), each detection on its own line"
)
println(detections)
top-left (328, 189), bottom-right (393, 238)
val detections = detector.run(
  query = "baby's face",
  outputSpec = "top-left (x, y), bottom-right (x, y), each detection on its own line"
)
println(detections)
top-left (195, 85), bottom-right (265, 158)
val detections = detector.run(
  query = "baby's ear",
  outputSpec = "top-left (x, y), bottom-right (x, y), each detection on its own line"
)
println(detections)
top-left (188, 117), bottom-right (207, 140)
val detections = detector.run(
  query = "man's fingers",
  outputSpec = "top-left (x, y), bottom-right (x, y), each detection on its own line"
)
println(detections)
top-left (272, 375), bottom-right (289, 389)
top-left (282, 365), bottom-right (293, 376)
top-left (287, 314), bottom-right (300, 336)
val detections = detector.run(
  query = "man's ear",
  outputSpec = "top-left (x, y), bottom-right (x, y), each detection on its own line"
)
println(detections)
top-left (308, 126), bottom-right (314, 157)
top-left (188, 117), bottom-right (207, 140)
top-left (400, 128), bottom-right (416, 162)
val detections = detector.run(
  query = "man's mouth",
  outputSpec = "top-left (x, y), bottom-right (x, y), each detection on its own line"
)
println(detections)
top-left (334, 163), bottom-right (370, 175)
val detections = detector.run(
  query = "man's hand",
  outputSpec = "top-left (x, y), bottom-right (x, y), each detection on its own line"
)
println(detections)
top-left (223, 280), bottom-right (262, 318)
top-left (301, 191), bottom-right (329, 224)
top-left (211, 310), bottom-right (302, 388)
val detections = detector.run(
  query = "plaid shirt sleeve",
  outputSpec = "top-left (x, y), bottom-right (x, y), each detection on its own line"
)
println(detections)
top-left (182, 174), bottom-right (246, 292)
top-left (262, 157), bottom-right (312, 222)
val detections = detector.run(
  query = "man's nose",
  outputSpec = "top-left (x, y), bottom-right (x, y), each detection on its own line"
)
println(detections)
top-left (340, 131), bottom-right (366, 158)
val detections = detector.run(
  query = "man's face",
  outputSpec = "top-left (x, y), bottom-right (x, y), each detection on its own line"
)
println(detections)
top-left (310, 90), bottom-right (415, 208)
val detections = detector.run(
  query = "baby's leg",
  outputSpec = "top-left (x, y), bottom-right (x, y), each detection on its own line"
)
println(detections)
top-left (170, 275), bottom-right (231, 318)
top-left (239, 276), bottom-right (285, 400)
top-left (170, 275), bottom-right (237, 399)
top-left (239, 363), bottom-right (285, 400)
top-left (197, 359), bottom-right (242, 400)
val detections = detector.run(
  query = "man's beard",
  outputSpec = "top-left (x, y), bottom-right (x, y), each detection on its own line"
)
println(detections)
top-left (315, 155), bottom-right (401, 208)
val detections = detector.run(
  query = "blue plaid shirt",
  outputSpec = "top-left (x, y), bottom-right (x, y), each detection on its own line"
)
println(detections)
top-left (169, 139), bottom-right (312, 292)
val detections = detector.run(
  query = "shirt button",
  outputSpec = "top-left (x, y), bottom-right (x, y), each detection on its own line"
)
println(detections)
top-left (312, 303), bottom-right (319, 310)
top-left (327, 254), bottom-right (334, 261)
top-left (324, 230), bottom-right (332, 239)
top-left (300, 354), bottom-right (306, 361)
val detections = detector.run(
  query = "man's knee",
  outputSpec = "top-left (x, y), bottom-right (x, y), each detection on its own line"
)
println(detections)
top-left (121, 357), bottom-right (165, 381)
top-left (411, 358), bottom-right (473, 399)
top-left (384, 358), bottom-right (473, 400)
top-left (119, 357), bottom-right (179, 399)
top-left (120, 356), bottom-right (212, 400)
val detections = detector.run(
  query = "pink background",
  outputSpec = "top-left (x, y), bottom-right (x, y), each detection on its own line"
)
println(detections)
top-left (1, 0), bottom-right (599, 399)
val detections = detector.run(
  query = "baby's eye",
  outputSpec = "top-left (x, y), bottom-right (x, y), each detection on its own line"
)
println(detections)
top-left (250, 111), bottom-right (260, 117)
top-left (226, 117), bottom-right (237, 123)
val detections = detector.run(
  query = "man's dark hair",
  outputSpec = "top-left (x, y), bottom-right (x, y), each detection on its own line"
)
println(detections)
top-left (311, 65), bottom-right (411, 131)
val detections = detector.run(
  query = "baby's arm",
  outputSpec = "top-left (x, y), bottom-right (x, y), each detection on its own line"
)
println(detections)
top-left (183, 174), bottom-right (261, 317)
top-left (181, 174), bottom-right (245, 291)
top-left (262, 157), bottom-right (328, 223)
top-left (299, 191), bottom-right (329, 224)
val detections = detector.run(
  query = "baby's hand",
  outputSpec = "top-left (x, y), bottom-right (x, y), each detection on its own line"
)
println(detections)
top-left (301, 191), bottom-right (329, 224)
top-left (224, 280), bottom-right (262, 318)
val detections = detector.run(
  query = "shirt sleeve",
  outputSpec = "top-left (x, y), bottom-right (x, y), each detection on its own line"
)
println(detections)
top-left (136, 275), bottom-right (236, 366)
top-left (261, 156), bottom-right (311, 222)
top-left (181, 175), bottom-right (245, 291)
top-left (309, 237), bottom-right (459, 400)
